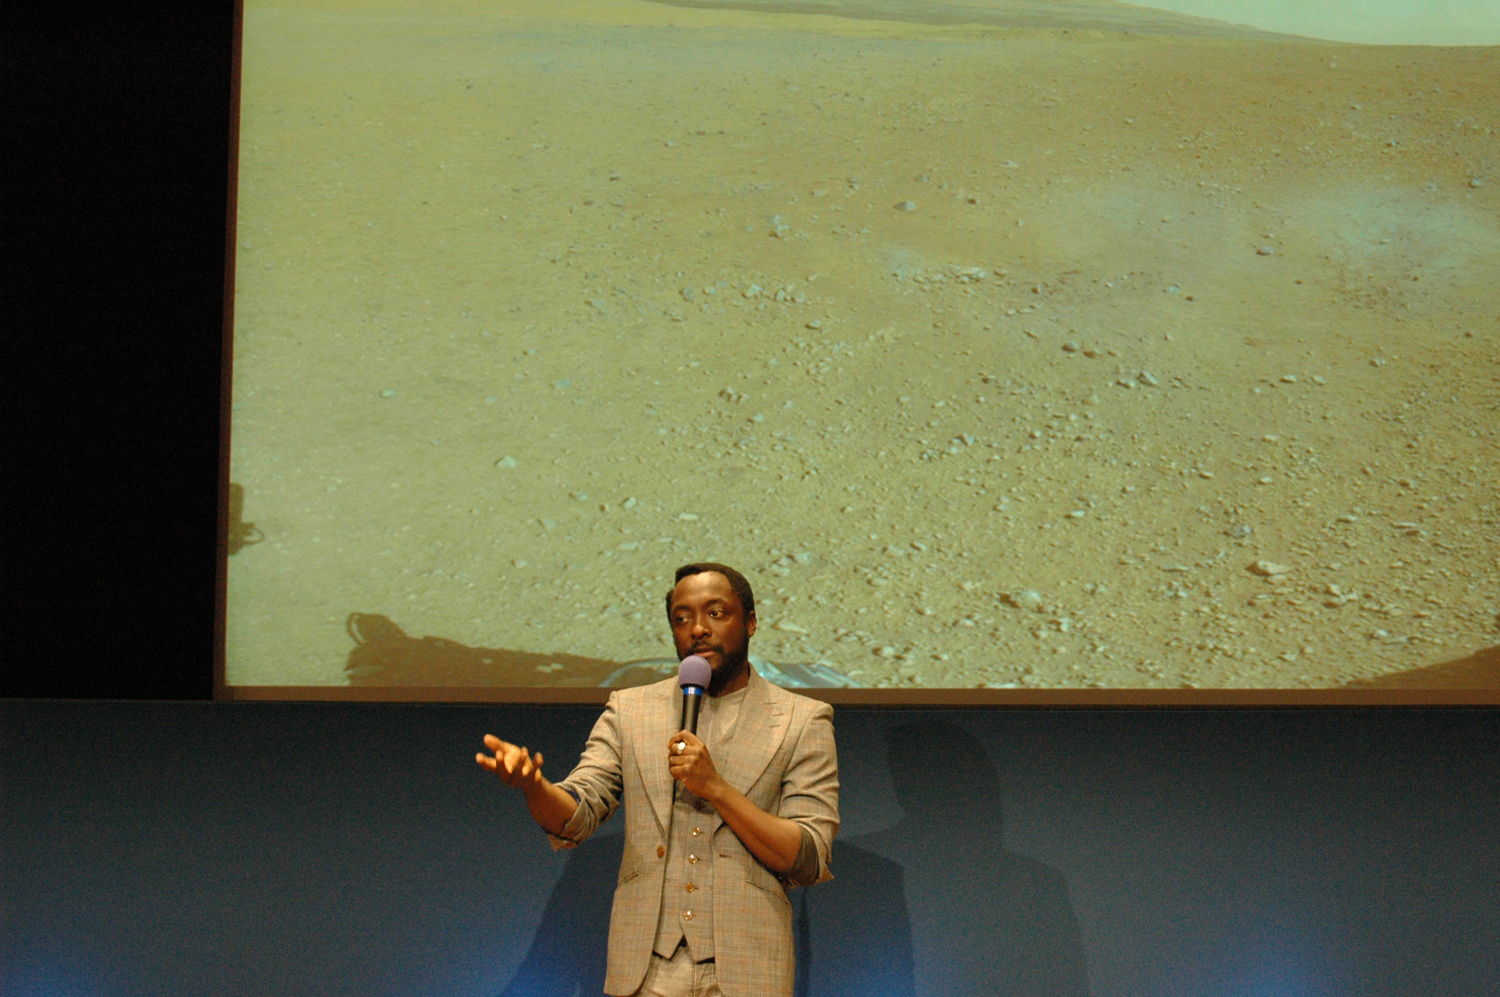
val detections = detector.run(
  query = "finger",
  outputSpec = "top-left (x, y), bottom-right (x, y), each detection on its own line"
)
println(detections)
top-left (475, 752), bottom-right (494, 770)
top-left (484, 734), bottom-right (516, 753)
top-left (499, 746), bottom-right (525, 779)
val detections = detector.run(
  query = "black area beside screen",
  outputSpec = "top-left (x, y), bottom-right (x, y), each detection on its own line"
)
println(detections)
top-left (1, 0), bottom-right (234, 699)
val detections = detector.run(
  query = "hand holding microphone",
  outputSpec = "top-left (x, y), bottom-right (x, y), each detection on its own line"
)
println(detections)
top-left (669, 654), bottom-right (724, 799)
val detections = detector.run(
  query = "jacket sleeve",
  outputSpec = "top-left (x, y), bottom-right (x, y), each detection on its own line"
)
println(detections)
top-left (776, 700), bottom-right (840, 886)
top-left (547, 692), bottom-right (625, 851)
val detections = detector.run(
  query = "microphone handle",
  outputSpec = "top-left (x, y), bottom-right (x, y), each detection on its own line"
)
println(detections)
top-left (680, 688), bottom-right (704, 736)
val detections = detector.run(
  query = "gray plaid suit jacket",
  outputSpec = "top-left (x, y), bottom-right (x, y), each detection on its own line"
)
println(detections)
top-left (549, 668), bottom-right (839, 997)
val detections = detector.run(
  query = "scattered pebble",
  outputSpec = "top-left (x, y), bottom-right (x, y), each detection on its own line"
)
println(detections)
top-left (1005, 590), bottom-right (1045, 611)
top-left (495, 456), bottom-right (518, 468)
top-left (380, 389), bottom-right (398, 398)
top-left (1257, 246), bottom-right (1275, 256)
top-left (681, 287), bottom-right (696, 301)
top-left (1062, 341), bottom-right (1081, 352)
top-left (1067, 510), bottom-right (1087, 519)
top-left (895, 201), bottom-right (917, 212)
top-left (1281, 374), bottom-right (1297, 383)
top-left (1225, 524), bottom-right (1252, 538)
top-left (678, 512), bottom-right (699, 521)
top-left (1249, 560), bottom-right (1292, 577)
top-left (1138, 371), bottom-right (1159, 387)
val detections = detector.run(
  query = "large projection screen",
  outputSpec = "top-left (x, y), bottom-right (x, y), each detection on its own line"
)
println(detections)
top-left (222, 0), bottom-right (1498, 700)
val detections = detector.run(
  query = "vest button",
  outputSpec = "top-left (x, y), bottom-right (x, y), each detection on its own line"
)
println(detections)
top-left (656, 846), bottom-right (666, 858)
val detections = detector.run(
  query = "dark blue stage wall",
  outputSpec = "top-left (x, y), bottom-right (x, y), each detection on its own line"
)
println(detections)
top-left (4, 703), bottom-right (1497, 997)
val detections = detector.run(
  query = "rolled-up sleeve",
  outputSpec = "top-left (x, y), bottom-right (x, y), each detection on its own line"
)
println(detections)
top-left (776, 701), bottom-right (839, 886)
top-left (546, 693), bottom-right (626, 851)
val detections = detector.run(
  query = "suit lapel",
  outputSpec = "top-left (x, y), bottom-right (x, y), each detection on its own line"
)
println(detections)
top-left (630, 678), bottom-right (680, 832)
top-left (716, 668), bottom-right (792, 797)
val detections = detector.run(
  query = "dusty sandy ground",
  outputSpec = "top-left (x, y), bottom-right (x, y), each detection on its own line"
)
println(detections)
top-left (227, 0), bottom-right (1498, 688)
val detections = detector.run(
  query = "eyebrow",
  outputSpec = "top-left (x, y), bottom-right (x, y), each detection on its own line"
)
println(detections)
top-left (671, 598), bottom-right (734, 614)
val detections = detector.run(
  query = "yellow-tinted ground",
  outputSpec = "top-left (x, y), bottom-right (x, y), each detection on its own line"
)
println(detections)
top-left (227, 0), bottom-right (1499, 688)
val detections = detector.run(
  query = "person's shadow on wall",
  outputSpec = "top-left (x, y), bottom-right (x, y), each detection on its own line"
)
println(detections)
top-left (497, 720), bottom-right (1085, 997)
top-left (496, 833), bottom-right (621, 997)
top-left (853, 720), bottom-right (1091, 997)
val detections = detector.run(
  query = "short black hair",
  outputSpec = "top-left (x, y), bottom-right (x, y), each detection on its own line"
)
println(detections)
top-left (665, 562), bottom-right (756, 619)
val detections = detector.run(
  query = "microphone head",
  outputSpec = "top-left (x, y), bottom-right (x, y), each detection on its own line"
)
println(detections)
top-left (678, 655), bottom-right (712, 690)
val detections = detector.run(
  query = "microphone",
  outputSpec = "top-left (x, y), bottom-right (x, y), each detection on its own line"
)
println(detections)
top-left (678, 655), bottom-right (711, 736)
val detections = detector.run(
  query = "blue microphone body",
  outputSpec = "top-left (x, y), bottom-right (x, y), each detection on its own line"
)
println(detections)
top-left (678, 655), bottom-right (712, 735)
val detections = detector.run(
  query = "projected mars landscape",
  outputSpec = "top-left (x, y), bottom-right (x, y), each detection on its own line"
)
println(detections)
top-left (226, 0), bottom-right (1498, 689)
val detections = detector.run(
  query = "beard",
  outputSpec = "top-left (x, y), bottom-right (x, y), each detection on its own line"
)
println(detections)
top-left (683, 634), bottom-right (751, 695)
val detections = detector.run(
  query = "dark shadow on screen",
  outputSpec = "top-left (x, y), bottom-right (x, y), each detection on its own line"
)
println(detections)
top-left (1343, 642), bottom-right (1500, 689)
top-left (226, 482), bottom-right (263, 555)
top-left (854, 721), bottom-right (1091, 997)
top-left (344, 612), bottom-right (624, 687)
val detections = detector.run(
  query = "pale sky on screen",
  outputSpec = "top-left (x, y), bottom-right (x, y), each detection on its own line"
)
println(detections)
top-left (1135, 0), bottom-right (1500, 45)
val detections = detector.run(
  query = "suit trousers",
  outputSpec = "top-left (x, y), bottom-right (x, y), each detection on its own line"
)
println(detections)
top-left (635, 942), bottom-right (724, 997)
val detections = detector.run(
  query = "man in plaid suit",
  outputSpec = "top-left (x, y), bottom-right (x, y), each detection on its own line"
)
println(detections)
top-left (478, 562), bottom-right (840, 997)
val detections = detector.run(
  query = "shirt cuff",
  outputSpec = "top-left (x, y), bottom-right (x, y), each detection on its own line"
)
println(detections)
top-left (546, 785), bottom-right (590, 851)
top-left (783, 827), bottom-right (821, 888)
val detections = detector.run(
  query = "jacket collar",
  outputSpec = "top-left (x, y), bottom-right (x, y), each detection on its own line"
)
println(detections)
top-left (635, 665), bottom-right (792, 831)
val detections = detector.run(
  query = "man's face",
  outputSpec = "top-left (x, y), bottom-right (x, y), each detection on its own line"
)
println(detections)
top-left (668, 571), bottom-right (756, 677)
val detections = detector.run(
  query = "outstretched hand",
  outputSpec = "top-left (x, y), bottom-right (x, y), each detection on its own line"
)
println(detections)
top-left (476, 734), bottom-right (545, 791)
top-left (667, 730), bottom-right (727, 802)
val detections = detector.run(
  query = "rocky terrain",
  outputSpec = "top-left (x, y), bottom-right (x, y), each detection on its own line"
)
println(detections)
top-left (227, 0), bottom-right (1498, 688)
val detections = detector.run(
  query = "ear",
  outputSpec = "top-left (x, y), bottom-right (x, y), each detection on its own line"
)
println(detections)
top-left (744, 612), bottom-right (757, 638)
